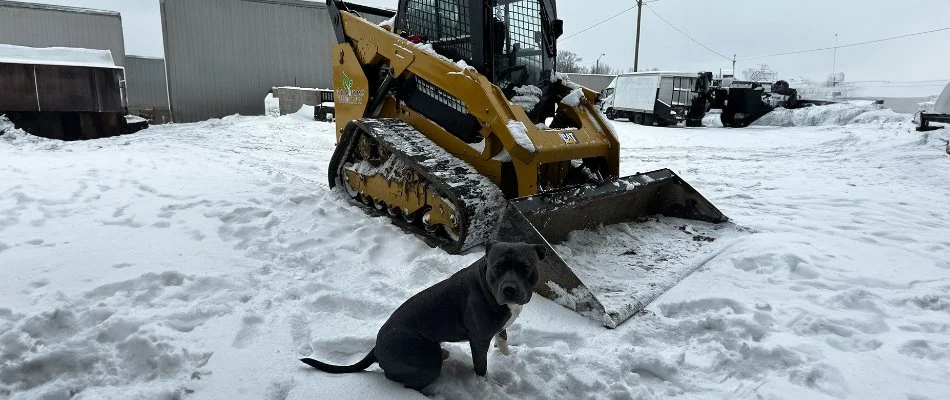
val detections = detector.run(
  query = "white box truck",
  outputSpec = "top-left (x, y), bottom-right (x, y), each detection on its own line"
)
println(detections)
top-left (599, 72), bottom-right (700, 126)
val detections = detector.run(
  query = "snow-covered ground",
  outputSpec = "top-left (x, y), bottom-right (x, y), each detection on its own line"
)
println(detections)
top-left (2, 105), bottom-right (949, 399)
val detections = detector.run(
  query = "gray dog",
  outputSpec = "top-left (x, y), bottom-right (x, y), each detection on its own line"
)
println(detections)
top-left (300, 241), bottom-right (544, 389)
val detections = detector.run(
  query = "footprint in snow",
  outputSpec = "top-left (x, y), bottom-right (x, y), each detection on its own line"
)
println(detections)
top-left (232, 314), bottom-right (265, 348)
top-left (29, 278), bottom-right (50, 288)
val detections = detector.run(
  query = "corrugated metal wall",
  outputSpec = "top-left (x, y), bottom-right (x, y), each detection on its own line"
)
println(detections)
top-left (563, 73), bottom-right (617, 93)
top-left (125, 56), bottom-right (169, 110)
top-left (0, 1), bottom-right (125, 66)
top-left (161, 0), bottom-right (389, 123)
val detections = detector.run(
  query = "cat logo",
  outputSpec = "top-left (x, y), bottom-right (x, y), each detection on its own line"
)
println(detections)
top-left (559, 132), bottom-right (578, 144)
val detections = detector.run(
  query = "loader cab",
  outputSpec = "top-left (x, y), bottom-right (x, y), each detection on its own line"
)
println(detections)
top-left (394, 0), bottom-right (561, 90)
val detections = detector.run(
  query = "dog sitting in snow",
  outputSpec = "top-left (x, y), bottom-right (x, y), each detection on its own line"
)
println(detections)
top-left (300, 241), bottom-right (544, 390)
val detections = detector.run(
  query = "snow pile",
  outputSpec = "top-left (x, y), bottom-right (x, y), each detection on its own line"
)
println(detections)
top-left (561, 87), bottom-right (585, 107)
top-left (702, 111), bottom-right (724, 128)
top-left (292, 104), bottom-right (316, 121)
top-left (0, 43), bottom-right (118, 69)
top-left (0, 115), bottom-right (48, 147)
top-left (506, 120), bottom-right (535, 152)
top-left (752, 103), bottom-right (910, 127)
top-left (378, 16), bottom-right (396, 30)
top-left (454, 60), bottom-right (474, 71)
top-left (264, 93), bottom-right (280, 117)
top-left (0, 114), bottom-right (15, 134)
top-left (935, 82), bottom-right (950, 114)
top-left (552, 72), bottom-right (582, 89)
top-left (511, 85), bottom-right (542, 112)
top-left (266, 98), bottom-right (282, 117)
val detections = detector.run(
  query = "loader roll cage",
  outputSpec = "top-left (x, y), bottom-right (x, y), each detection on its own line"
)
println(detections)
top-left (395, 0), bottom-right (560, 89)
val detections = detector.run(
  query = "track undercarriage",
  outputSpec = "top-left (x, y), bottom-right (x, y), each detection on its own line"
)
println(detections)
top-left (329, 119), bottom-right (506, 254)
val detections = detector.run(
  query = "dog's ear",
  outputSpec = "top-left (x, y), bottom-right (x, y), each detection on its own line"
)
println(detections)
top-left (533, 244), bottom-right (546, 261)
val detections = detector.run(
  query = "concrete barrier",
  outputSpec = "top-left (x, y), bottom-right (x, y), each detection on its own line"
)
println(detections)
top-left (273, 87), bottom-right (334, 119)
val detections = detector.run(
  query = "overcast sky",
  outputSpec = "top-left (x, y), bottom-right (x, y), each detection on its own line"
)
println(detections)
top-left (29, 0), bottom-right (950, 88)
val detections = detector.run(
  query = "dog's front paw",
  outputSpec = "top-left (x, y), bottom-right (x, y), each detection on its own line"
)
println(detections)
top-left (493, 332), bottom-right (511, 356)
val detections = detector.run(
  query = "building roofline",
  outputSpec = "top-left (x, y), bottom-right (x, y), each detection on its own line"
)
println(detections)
top-left (0, 0), bottom-right (120, 17)
top-left (126, 55), bottom-right (166, 61)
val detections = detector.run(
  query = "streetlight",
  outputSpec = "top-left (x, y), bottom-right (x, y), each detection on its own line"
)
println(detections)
top-left (596, 53), bottom-right (606, 74)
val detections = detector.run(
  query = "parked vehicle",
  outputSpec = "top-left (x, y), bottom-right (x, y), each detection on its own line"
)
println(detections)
top-left (599, 72), bottom-right (701, 126)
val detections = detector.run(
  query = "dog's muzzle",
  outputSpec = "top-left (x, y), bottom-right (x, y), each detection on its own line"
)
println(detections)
top-left (499, 282), bottom-right (530, 305)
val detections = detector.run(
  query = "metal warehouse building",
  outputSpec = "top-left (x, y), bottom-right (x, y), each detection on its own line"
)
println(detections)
top-left (160, 0), bottom-right (393, 123)
top-left (0, 0), bottom-right (126, 66)
top-left (125, 55), bottom-right (171, 123)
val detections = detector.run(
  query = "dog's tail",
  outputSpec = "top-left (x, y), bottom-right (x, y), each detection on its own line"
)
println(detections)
top-left (299, 348), bottom-right (377, 374)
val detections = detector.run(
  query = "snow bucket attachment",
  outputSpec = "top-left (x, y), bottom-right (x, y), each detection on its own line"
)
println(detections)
top-left (492, 169), bottom-right (729, 328)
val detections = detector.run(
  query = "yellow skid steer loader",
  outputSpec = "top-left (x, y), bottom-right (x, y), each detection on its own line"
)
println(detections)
top-left (325, 0), bottom-right (728, 328)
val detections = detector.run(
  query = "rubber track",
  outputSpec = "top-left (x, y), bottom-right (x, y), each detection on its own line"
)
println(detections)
top-left (328, 119), bottom-right (506, 254)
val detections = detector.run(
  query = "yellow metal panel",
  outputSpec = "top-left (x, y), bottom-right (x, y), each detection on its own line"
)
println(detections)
top-left (331, 43), bottom-right (370, 141)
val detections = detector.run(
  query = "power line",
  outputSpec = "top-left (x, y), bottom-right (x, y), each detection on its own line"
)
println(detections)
top-left (559, 0), bottom-right (663, 41)
top-left (644, 4), bottom-right (731, 62)
top-left (847, 84), bottom-right (947, 88)
top-left (740, 27), bottom-right (950, 60)
top-left (847, 78), bottom-right (950, 84)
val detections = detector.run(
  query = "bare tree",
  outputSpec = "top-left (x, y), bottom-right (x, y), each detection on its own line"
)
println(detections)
top-left (589, 62), bottom-right (615, 75)
top-left (557, 50), bottom-right (587, 74)
top-left (625, 66), bottom-right (660, 73)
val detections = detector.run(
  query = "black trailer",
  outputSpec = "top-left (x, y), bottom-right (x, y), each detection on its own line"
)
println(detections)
top-left (916, 82), bottom-right (950, 132)
top-left (707, 79), bottom-right (844, 128)
top-left (916, 113), bottom-right (950, 132)
top-left (0, 45), bottom-right (147, 140)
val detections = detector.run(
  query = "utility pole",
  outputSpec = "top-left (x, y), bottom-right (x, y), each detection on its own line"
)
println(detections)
top-left (596, 53), bottom-right (606, 74)
top-left (634, 0), bottom-right (643, 72)
top-left (832, 34), bottom-right (839, 86)
top-left (732, 54), bottom-right (736, 77)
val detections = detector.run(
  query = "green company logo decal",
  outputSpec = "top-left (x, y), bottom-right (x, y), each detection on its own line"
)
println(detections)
top-left (342, 73), bottom-right (354, 91)
top-left (337, 72), bottom-right (364, 105)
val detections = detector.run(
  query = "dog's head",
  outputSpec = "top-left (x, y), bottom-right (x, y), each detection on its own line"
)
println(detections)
top-left (484, 242), bottom-right (544, 306)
